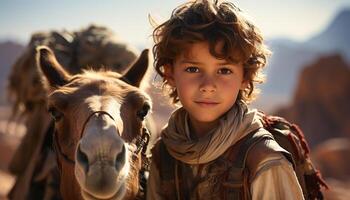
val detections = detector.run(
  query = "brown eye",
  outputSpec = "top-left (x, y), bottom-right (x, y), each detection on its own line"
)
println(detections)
top-left (48, 107), bottom-right (64, 122)
top-left (185, 66), bottom-right (199, 73)
top-left (137, 103), bottom-right (150, 120)
top-left (218, 68), bottom-right (233, 74)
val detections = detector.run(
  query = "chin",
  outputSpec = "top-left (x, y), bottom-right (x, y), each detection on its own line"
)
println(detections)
top-left (192, 114), bottom-right (221, 123)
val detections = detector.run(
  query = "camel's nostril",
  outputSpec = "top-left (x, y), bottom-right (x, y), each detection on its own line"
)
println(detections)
top-left (115, 145), bottom-right (126, 171)
top-left (77, 145), bottom-right (89, 173)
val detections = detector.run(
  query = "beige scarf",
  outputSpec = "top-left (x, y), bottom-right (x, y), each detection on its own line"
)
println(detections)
top-left (162, 101), bottom-right (263, 165)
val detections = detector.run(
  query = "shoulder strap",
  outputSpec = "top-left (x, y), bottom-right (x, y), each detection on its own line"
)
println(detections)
top-left (224, 128), bottom-right (293, 200)
top-left (231, 128), bottom-right (274, 169)
top-left (230, 128), bottom-right (293, 170)
top-left (223, 128), bottom-right (269, 200)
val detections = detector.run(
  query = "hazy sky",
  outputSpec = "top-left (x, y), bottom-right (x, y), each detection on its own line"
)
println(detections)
top-left (1, 0), bottom-right (349, 47)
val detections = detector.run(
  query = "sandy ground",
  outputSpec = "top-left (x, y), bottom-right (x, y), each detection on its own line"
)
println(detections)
top-left (323, 179), bottom-right (350, 200)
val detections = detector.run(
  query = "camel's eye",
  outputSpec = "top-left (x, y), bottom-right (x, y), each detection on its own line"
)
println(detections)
top-left (137, 103), bottom-right (150, 121)
top-left (48, 107), bottom-right (64, 122)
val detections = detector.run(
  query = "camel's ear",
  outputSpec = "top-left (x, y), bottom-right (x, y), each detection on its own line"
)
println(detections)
top-left (122, 49), bottom-right (149, 87)
top-left (36, 46), bottom-right (71, 88)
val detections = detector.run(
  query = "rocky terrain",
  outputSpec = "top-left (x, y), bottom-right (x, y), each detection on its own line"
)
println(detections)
top-left (275, 54), bottom-right (350, 147)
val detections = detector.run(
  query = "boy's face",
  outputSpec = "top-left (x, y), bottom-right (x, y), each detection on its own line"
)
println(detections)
top-left (165, 41), bottom-right (246, 128)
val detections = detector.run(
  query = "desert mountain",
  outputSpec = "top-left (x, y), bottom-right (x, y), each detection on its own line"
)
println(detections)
top-left (275, 54), bottom-right (350, 147)
top-left (259, 9), bottom-right (350, 111)
top-left (0, 41), bottom-right (24, 105)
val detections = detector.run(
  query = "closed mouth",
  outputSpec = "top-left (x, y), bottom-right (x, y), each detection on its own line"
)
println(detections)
top-left (194, 101), bottom-right (219, 106)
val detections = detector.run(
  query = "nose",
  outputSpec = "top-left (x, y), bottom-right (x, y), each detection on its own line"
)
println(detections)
top-left (76, 142), bottom-right (126, 173)
top-left (76, 113), bottom-right (126, 174)
top-left (199, 75), bottom-right (216, 93)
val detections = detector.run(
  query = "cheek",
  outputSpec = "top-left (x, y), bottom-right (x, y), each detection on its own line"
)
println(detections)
top-left (177, 86), bottom-right (192, 103)
top-left (176, 78), bottom-right (191, 89)
top-left (175, 78), bottom-right (196, 97)
top-left (219, 79), bottom-right (242, 94)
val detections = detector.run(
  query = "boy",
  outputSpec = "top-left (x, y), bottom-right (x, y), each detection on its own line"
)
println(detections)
top-left (148, 0), bottom-right (304, 199)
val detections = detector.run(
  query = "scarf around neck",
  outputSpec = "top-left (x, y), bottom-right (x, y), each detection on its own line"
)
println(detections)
top-left (162, 101), bottom-right (263, 165)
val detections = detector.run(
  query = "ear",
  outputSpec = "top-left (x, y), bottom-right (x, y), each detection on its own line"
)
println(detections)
top-left (122, 49), bottom-right (149, 87)
top-left (36, 46), bottom-right (71, 88)
top-left (163, 64), bottom-right (175, 87)
top-left (240, 79), bottom-right (249, 90)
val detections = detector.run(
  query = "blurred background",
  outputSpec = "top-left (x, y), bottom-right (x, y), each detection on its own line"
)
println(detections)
top-left (0, 0), bottom-right (349, 199)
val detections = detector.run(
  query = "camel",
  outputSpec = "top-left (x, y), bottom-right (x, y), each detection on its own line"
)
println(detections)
top-left (36, 45), bottom-right (152, 200)
top-left (7, 25), bottom-right (147, 200)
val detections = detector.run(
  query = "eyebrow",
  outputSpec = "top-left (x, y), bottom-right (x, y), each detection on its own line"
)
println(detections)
top-left (180, 59), bottom-right (239, 65)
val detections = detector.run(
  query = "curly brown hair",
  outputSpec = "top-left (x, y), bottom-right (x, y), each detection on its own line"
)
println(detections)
top-left (152, 0), bottom-right (270, 103)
